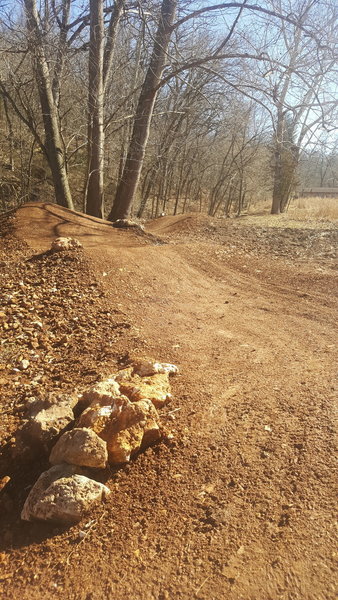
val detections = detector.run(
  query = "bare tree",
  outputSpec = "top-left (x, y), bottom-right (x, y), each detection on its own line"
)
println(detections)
top-left (107, 0), bottom-right (335, 220)
top-left (85, 0), bottom-right (124, 218)
top-left (23, 0), bottom-right (74, 209)
top-left (238, 0), bottom-right (338, 213)
top-left (85, 0), bottom-right (105, 218)
top-left (108, 0), bottom-right (177, 221)
top-left (1, 0), bottom-right (337, 219)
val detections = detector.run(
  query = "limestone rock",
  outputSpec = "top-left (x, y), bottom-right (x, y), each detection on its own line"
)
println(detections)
top-left (119, 372), bottom-right (172, 408)
top-left (77, 395), bottom-right (161, 464)
top-left (106, 399), bottom-right (161, 463)
top-left (114, 367), bottom-right (134, 382)
top-left (34, 476), bottom-right (109, 524)
top-left (14, 394), bottom-right (76, 458)
top-left (155, 362), bottom-right (179, 376)
top-left (18, 359), bottom-right (30, 371)
top-left (21, 464), bottom-right (78, 520)
top-left (49, 428), bottom-right (108, 469)
top-left (79, 378), bottom-right (121, 410)
top-left (51, 237), bottom-right (83, 252)
top-left (21, 399), bottom-right (74, 448)
top-left (132, 359), bottom-right (179, 377)
top-left (77, 395), bottom-right (129, 430)
top-left (25, 392), bottom-right (78, 416)
top-left (21, 465), bottom-right (110, 524)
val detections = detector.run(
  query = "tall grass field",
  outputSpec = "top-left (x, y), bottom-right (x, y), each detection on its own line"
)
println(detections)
top-left (290, 196), bottom-right (338, 221)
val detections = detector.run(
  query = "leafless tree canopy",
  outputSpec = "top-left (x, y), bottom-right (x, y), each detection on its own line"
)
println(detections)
top-left (0, 0), bottom-right (337, 217)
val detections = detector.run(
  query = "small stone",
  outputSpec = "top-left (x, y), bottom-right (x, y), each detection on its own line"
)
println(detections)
top-left (155, 362), bottom-right (179, 376)
top-left (131, 359), bottom-right (159, 377)
top-left (49, 428), bottom-right (108, 469)
top-left (21, 465), bottom-right (110, 524)
top-left (21, 464), bottom-right (79, 520)
top-left (222, 565), bottom-right (238, 580)
top-left (132, 359), bottom-right (178, 377)
top-left (78, 395), bottom-right (128, 430)
top-left (0, 476), bottom-right (10, 492)
top-left (26, 392), bottom-right (78, 415)
top-left (18, 359), bottom-right (30, 370)
top-left (114, 367), bottom-right (134, 382)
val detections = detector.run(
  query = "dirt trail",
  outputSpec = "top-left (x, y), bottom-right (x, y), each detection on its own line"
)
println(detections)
top-left (1, 203), bottom-right (337, 600)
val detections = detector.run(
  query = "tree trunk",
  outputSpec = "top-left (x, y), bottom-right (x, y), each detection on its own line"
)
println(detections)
top-left (173, 160), bottom-right (185, 215)
top-left (85, 0), bottom-right (105, 218)
top-left (137, 166), bottom-right (158, 218)
top-left (270, 23), bottom-right (302, 215)
top-left (162, 166), bottom-right (173, 214)
top-left (52, 0), bottom-right (71, 107)
top-left (108, 0), bottom-right (177, 221)
top-left (182, 179), bottom-right (193, 213)
top-left (85, 0), bottom-right (123, 218)
top-left (103, 0), bottom-right (124, 95)
top-left (271, 144), bottom-right (283, 214)
top-left (237, 175), bottom-right (244, 216)
top-left (225, 187), bottom-right (234, 217)
top-left (24, 0), bottom-right (73, 210)
top-left (271, 116), bottom-right (299, 215)
top-left (3, 97), bottom-right (14, 171)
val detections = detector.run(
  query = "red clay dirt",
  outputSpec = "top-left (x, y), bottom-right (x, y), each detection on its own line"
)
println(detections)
top-left (0, 202), bottom-right (337, 600)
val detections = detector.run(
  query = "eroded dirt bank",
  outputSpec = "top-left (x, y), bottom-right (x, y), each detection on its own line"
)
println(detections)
top-left (0, 204), bottom-right (337, 600)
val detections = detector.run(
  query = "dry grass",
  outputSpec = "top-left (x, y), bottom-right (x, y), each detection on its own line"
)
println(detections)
top-left (248, 196), bottom-right (338, 223)
top-left (289, 196), bottom-right (338, 221)
top-left (248, 198), bottom-right (271, 214)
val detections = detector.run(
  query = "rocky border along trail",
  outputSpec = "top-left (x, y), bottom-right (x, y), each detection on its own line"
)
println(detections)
top-left (20, 355), bottom-right (178, 525)
top-left (0, 228), bottom-right (179, 534)
top-left (0, 219), bottom-right (136, 447)
top-left (0, 219), bottom-right (150, 524)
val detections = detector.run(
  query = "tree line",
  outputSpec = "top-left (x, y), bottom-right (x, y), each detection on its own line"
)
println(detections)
top-left (0, 0), bottom-right (337, 219)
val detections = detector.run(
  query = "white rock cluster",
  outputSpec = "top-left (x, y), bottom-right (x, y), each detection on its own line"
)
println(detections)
top-left (50, 237), bottom-right (83, 252)
top-left (21, 358), bottom-right (178, 525)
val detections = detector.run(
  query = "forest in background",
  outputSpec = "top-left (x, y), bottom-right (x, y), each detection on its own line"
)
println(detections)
top-left (0, 0), bottom-right (337, 219)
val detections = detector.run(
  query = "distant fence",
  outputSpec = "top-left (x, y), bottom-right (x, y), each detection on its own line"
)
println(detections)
top-left (296, 188), bottom-right (338, 199)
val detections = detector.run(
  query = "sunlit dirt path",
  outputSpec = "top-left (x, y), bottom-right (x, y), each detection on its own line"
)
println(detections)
top-left (3, 203), bottom-right (337, 600)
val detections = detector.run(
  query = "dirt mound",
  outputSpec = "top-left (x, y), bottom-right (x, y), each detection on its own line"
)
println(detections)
top-left (9, 202), bottom-right (156, 251)
top-left (146, 212), bottom-right (214, 235)
top-left (0, 203), bottom-right (337, 600)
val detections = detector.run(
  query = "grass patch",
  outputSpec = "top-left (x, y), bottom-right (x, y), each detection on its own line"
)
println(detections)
top-left (289, 196), bottom-right (338, 221)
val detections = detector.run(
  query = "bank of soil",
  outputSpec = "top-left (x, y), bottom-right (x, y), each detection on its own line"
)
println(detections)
top-left (0, 203), bottom-right (337, 600)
